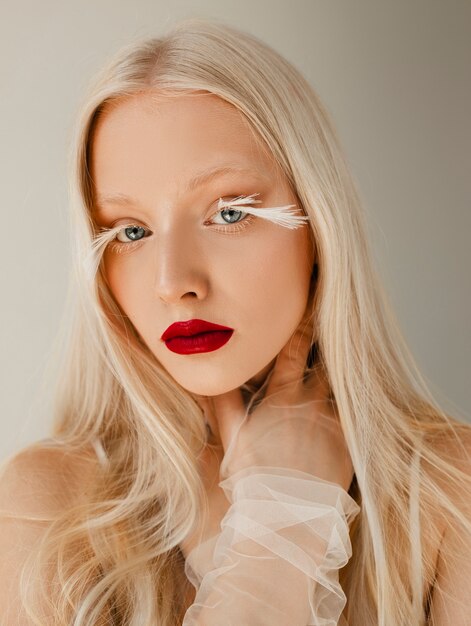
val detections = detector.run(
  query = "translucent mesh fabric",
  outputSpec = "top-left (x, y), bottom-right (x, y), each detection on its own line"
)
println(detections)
top-left (183, 466), bottom-right (360, 625)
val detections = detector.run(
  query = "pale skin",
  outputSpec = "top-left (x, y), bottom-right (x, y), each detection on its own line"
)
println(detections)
top-left (91, 91), bottom-right (315, 401)
top-left (90, 91), bottom-right (319, 435)
top-left (0, 91), bottom-right (468, 625)
top-left (89, 87), bottom-right (352, 550)
top-left (85, 91), bottom-right (471, 623)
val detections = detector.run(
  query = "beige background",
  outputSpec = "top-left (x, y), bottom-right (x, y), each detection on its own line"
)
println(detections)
top-left (1, 0), bottom-right (470, 463)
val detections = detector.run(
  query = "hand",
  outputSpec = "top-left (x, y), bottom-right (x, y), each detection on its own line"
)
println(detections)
top-left (179, 397), bottom-right (230, 561)
top-left (214, 307), bottom-right (354, 493)
top-left (179, 305), bottom-right (354, 560)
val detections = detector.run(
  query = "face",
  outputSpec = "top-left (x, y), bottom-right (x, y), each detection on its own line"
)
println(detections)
top-left (89, 91), bottom-right (315, 397)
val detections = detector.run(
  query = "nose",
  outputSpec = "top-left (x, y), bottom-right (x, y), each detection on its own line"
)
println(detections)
top-left (151, 227), bottom-right (209, 305)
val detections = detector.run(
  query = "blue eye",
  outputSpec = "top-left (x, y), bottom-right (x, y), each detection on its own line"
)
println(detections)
top-left (212, 207), bottom-right (246, 225)
top-left (109, 194), bottom-right (259, 252)
top-left (206, 194), bottom-right (259, 232)
top-left (116, 225), bottom-right (147, 242)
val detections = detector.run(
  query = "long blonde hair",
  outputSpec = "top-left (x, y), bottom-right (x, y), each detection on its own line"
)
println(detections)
top-left (5, 17), bottom-right (471, 625)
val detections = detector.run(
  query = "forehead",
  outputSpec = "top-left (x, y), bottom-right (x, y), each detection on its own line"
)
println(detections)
top-left (89, 91), bottom-right (280, 197)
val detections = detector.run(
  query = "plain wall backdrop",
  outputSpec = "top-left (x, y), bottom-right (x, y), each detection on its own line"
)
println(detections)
top-left (1, 0), bottom-right (470, 463)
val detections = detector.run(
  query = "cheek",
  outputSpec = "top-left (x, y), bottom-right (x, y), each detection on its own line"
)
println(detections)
top-left (251, 228), bottom-right (312, 299)
top-left (102, 252), bottom-right (149, 322)
top-left (235, 229), bottom-right (313, 345)
top-left (101, 226), bottom-right (313, 357)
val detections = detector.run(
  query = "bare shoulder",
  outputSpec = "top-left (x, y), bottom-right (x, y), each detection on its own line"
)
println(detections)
top-left (427, 424), bottom-right (471, 484)
top-left (0, 441), bottom-right (101, 517)
top-left (425, 425), bottom-right (471, 623)
top-left (422, 424), bottom-right (471, 565)
top-left (424, 424), bottom-right (471, 521)
top-left (441, 424), bottom-right (471, 509)
top-left (0, 442), bottom-right (101, 623)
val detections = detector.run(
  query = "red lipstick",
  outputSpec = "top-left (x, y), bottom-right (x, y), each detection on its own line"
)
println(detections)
top-left (161, 319), bottom-right (234, 355)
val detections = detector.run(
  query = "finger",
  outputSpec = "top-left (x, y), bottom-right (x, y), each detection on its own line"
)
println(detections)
top-left (193, 393), bottom-right (212, 420)
top-left (303, 345), bottom-right (333, 400)
top-left (268, 305), bottom-right (315, 398)
top-left (192, 394), bottom-right (218, 439)
top-left (210, 387), bottom-right (246, 452)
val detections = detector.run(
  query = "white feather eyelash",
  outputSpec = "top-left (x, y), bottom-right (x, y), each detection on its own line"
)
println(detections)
top-left (83, 193), bottom-right (310, 279)
top-left (217, 193), bottom-right (310, 229)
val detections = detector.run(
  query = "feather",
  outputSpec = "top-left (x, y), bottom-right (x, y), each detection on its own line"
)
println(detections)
top-left (218, 193), bottom-right (310, 229)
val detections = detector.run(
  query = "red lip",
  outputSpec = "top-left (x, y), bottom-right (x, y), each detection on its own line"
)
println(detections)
top-left (164, 330), bottom-right (234, 355)
top-left (161, 319), bottom-right (234, 341)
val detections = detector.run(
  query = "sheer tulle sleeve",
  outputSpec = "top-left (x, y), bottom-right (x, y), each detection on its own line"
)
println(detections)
top-left (183, 466), bottom-right (360, 625)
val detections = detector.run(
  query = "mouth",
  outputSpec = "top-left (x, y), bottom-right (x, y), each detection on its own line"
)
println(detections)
top-left (161, 318), bottom-right (235, 353)
top-left (164, 329), bottom-right (234, 355)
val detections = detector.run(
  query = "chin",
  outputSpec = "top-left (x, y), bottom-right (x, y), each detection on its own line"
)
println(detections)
top-left (159, 357), bottom-right (246, 396)
top-left (245, 357), bottom-right (277, 389)
top-left (175, 358), bottom-right (277, 398)
top-left (176, 376), bottom-right (245, 398)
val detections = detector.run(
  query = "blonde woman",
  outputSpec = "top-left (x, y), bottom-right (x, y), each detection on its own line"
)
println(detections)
top-left (0, 17), bottom-right (470, 626)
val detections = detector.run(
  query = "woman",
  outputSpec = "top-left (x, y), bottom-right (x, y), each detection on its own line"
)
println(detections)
top-left (1, 17), bottom-right (470, 625)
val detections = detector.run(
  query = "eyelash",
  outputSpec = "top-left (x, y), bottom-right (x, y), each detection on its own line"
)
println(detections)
top-left (107, 194), bottom-right (258, 254)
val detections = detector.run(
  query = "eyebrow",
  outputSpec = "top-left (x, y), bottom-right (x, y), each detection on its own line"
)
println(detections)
top-left (94, 164), bottom-right (268, 211)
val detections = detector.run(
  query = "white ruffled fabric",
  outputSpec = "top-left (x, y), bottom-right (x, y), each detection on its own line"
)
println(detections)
top-left (183, 466), bottom-right (360, 625)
